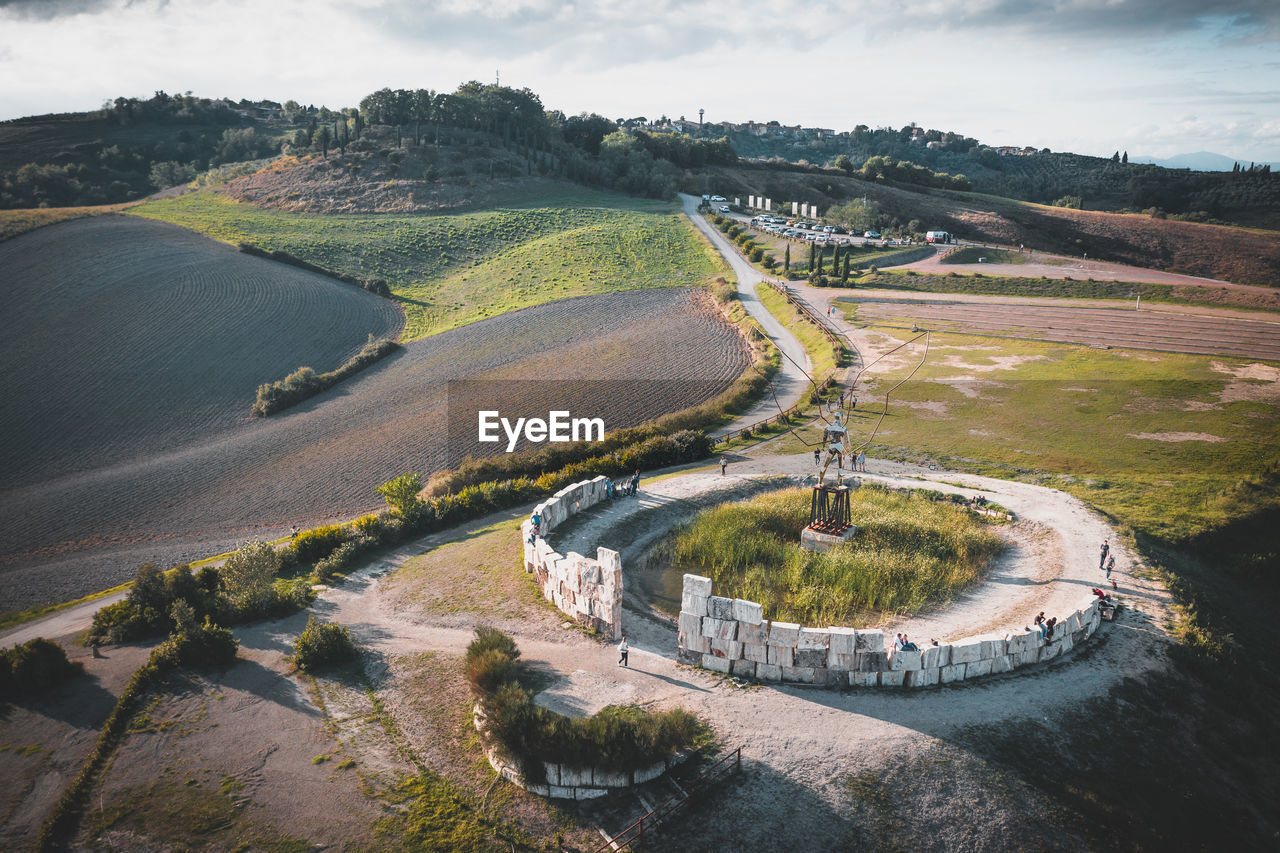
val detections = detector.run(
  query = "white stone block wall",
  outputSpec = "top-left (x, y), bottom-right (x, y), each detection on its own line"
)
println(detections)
top-left (677, 577), bottom-right (1113, 689)
top-left (522, 479), bottom-right (623, 639)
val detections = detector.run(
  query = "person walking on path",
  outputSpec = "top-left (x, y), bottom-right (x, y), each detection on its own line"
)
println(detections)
top-left (814, 448), bottom-right (821, 466)
top-left (628, 469), bottom-right (640, 497)
top-left (720, 456), bottom-right (728, 476)
top-left (857, 451), bottom-right (867, 472)
top-left (1105, 554), bottom-right (1116, 581)
top-left (1099, 539), bottom-right (1110, 570)
top-left (618, 636), bottom-right (629, 667)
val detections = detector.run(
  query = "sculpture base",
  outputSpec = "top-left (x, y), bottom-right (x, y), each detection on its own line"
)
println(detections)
top-left (800, 525), bottom-right (857, 552)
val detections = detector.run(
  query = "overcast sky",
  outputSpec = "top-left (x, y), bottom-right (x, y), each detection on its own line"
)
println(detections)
top-left (2, 0), bottom-right (1278, 162)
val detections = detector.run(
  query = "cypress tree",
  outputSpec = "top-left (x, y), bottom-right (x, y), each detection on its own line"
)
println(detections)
top-left (784, 245), bottom-right (791, 272)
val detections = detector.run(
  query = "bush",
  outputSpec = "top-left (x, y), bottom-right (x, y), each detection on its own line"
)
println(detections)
top-left (310, 539), bottom-right (364, 582)
top-left (1, 637), bottom-right (83, 695)
top-left (291, 523), bottom-right (351, 564)
top-left (466, 630), bottom-right (704, 779)
top-left (293, 616), bottom-right (358, 671)
top-left (155, 619), bottom-right (239, 669)
top-left (253, 336), bottom-right (400, 416)
top-left (221, 539), bottom-right (281, 617)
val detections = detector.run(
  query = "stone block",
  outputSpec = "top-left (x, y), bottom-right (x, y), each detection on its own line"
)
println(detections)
top-left (733, 599), bottom-right (764, 624)
top-left (828, 653), bottom-right (857, 670)
top-left (676, 647), bottom-right (702, 666)
top-left (1058, 632), bottom-right (1075, 654)
top-left (781, 666), bottom-right (816, 683)
top-left (890, 650), bottom-right (922, 671)
top-left (766, 621), bottom-right (801, 647)
top-left (756, 662), bottom-right (782, 682)
top-left (743, 642), bottom-right (769, 664)
top-left (702, 653), bottom-right (732, 673)
top-left (683, 574), bottom-right (713, 598)
top-left (795, 648), bottom-right (828, 669)
top-left (989, 654), bottom-right (1013, 674)
top-left (549, 785), bottom-right (573, 799)
top-left (980, 636), bottom-right (1007, 659)
top-left (739, 622), bottom-right (769, 644)
top-left (855, 629), bottom-right (886, 653)
top-left (575, 787), bottom-right (608, 800)
top-left (730, 659), bottom-right (757, 678)
top-left (683, 633), bottom-right (710, 654)
top-left (678, 612), bottom-right (702, 636)
top-left (682, 593), bottom-right (709, 617)
top-left (949, 638), bottom-right (985, 665)
top-left (966, 658), bottom-right (993, 678)
top-left (921, 644), bottom-right (951, 669)
top-left (847, 671), bottom-right (877, 687)
top-left (559, 765), bottom-right (592, 787)
top-left (905, 668), bottom-right (939, 688)
top-left (797, 628), bottom-right (830, 650)
top-left (1018, 648), bottom-right (1040, 667)
top-left (700, 617), bottom-right (735, 640)
top-left (709, 638), bottom-right (743, 659)
top-left (827, 626), bottom-right (858, 655)
top-left (633, 762), bottom-right (666, 784)
top-left (1040, 642), bottom-right (1061, 662)
top-left (767, 645), bottom-right (794, 667)
top-left (857, 652), bottom-right (889, 672)
top-left (593, 768), bottom-right (630, 788)
top-left (939, 663), bottom-right (966, 684)
top-left (708, 596), bottom-right (736, 621)
top-left (523, 540), bottom-right (534, 572)
top-left (1029, 630), bottom-right (1046, 649)
top-left (877, 671), bottom-right (906, 687)
top-left (543, 763), bottom-right (560, 787)
top-left (580, 562), bottom-right (601, 585)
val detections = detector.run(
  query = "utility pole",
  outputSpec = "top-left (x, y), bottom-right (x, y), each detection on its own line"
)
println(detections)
top-left (699, 108), bottom-right (704, 126)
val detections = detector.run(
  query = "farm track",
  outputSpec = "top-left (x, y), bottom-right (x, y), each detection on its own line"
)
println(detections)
top-left (0, 215), bottom-right (403, 488)
top-left (0, 279), bottom-right (748, 612)
top-left (848, 297), bottom-right (1280, 360)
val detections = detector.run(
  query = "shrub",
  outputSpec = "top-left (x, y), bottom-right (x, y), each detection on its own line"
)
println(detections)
top-left (221, 539), bottom-right (281, 618)
top-left (293, 616), bottom-right (358, 671)
top-left (378, 472), bottom-right (426, 519)
top-left (155, 618), bottom-right (239, 669)
top-left (253, 336), bottom-right (400, 416)
top-left (1, 637), bottom-right (84, 695)
top-left (291, 523), bottom-right (351, 564)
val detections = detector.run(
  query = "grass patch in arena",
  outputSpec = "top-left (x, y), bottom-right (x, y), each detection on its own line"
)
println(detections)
top-left (667, 485), bottom-right (1005, 626)
top-left (129, 188), bottom-right (727, 341)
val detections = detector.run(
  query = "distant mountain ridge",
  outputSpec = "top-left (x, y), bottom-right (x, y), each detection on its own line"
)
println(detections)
top-left (1130, 151), bottom-right (1280, 172)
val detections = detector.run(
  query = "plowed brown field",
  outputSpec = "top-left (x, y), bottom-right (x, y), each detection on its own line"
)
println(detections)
top-left (0, 215), bottom-right (404, 488)
top-left (0, 283), bottom-right (748, 612)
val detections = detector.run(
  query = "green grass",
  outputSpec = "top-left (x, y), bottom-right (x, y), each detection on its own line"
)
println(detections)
top-left (669, 485), bottom-right (1005, 626)
top-left (853, 328), bottom-right (1280, 544)
top-left (129, 188), bottom-right (726, 341)
top-left (0, 203), bottom-right (132, 242)
top-left (939, 246), bottom-right (1028, 265)
top-left (755, 281), bottom-right (838, 380)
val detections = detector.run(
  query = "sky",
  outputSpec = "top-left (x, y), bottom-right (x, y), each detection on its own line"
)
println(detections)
top-left (2, 0), bottom-right (1279, 163)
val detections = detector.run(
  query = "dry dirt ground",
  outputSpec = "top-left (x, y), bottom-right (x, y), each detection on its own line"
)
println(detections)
top-left (0, 284), bottom-right (748, 614)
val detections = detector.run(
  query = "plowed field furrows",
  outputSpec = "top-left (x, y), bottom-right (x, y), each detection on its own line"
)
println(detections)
top-left (849, 297), bottom-right (1280, 361)
top-left (0, 288), bottom-right (749, 612)
top-left (0, 215), bottom-right (404, 489)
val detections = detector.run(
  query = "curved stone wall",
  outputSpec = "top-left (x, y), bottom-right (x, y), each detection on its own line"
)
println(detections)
top-left (677, 573), bottom-right (1106, 687)
top-left (521, 477), bottom-right (623, 639)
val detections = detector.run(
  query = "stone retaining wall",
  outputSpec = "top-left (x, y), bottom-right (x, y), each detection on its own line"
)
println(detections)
top-left (474, 706), bottom-right (678, 799)
top-left (521, 477), bottom-right (622, 639)
top-left (677, 574), bottom-right (1105, 687)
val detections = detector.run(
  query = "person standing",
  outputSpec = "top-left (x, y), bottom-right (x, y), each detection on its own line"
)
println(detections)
top-left (1099, 539), bottom-right (1110, 570)
top-left (720, 456), bottom-right (728, 476)
top-left (629, 469), bottom-right (640, 497)
top-left (814, 447), bottom-right (821, 466)
top-left (618, 636), bottom-right (629, 667)
top-left (1105, 554), bottom-right (1116, 581)
top-left (857, 451), bottom-right (867, 472)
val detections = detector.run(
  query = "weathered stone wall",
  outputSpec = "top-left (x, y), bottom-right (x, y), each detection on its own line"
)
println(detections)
top-left (521, 477), bottom-right (623, 639)
top-left (677, 573), bottom-right (1105, 687)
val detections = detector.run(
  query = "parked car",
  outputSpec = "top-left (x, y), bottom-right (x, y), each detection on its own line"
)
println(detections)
top-left (864, 231), bottom-right (881, 239)
top-left (711, 195), bottom-right (726, 202)
top-left (719, 205), bottom-right (731, 213)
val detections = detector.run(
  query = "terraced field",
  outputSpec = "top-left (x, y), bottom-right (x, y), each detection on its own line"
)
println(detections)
top-left (0, 287), bottom-right (749, 612)
top-left (0, 215), bottom-right (403, 488)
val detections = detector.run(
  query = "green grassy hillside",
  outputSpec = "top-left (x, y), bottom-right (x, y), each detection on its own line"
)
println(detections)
top-left (130, 187), bottom-right (727, 339)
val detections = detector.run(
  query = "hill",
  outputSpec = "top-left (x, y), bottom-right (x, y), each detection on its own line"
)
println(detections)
top-left (0, 215), bottom-right (403, 489)
top-left (0, 287), bottom-right (749, 612)
top-left (699, 163), bottom-right (1280, 285)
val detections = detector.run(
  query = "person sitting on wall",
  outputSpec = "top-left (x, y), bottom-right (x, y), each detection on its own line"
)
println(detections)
top-left (901, 634), bottom-right (920, 652)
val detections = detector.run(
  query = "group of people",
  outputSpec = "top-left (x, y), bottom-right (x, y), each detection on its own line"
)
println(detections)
top-left (604, 469), bottom-right (641, 500)
top-left (814, 447), bottom-right (867, 472)
top-left (894, 633), bottom-right (920, 652)
top-left (1032, 611), bottom-right (1057, 640)
top-left (1099, 539), bottom-right (1118, 590)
